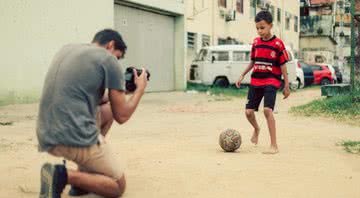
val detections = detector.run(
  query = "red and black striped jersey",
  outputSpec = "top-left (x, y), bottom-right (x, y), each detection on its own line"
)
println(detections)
top-left (250, 35), bottom-right (289, 88)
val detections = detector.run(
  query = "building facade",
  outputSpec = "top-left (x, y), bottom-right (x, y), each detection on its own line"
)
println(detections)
top-left (0, 0), bottom-right (186, 104)
top-left (300, 0), bottom-right (351, 68)
top-left (185, 0), bottom-right (300, 78)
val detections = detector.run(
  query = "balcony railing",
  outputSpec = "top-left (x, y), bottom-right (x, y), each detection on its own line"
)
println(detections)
top-left (300, 15), bottom-right (333, 36)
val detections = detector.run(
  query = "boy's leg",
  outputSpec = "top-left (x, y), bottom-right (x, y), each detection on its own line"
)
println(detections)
top-left (245, 87), bottom-right (263, 145)
top-left (245, 109), bottom-right (261, 145)
top-left (262, 86), bottom-right (279, 154)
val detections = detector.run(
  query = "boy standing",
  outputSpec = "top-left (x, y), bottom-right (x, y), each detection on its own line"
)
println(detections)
top-left (236, 11), bottom-right (290, 154)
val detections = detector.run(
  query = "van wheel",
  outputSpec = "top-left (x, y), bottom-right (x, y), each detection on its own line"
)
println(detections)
top-left (213, 78), bottom-right (229, 88)
top-left (321, 78), bottom-right (330, 85)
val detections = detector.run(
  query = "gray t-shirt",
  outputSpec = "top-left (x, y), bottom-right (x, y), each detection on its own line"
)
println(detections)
top-left (36, 43), bottom-right (125, 151)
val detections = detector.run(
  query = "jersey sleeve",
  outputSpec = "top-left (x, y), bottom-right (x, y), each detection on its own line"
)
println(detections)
top-left (278, 40), bottom-right (289, 66)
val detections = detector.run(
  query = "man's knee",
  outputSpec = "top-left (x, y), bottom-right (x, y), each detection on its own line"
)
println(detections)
top-left (245, 109), bottom-right (254, 117)
top-left (263, 108), bottom-right (273, 117)
top-left (115, 174), bottom-right (126, 197)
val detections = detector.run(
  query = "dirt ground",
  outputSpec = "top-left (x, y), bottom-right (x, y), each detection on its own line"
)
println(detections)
top-left (0, 88), bottom-right (359, 198)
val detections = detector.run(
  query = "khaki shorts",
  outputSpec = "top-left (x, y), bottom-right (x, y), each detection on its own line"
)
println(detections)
top-left (48, 138), bottom-right (123, 180)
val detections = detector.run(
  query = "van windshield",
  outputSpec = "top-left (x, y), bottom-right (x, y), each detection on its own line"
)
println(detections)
top-left (195, 49), bottom-right (209, 61)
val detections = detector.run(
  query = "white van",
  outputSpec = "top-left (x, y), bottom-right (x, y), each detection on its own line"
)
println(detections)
top-left (188, 45), bottom-right (297, 88)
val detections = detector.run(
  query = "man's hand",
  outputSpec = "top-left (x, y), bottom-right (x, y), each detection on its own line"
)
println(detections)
top-left (134, 68), bottom-right (148, 93)
top-left (283, 85), bottom-right (290, 99)
top-left (235, 75), bottom-right (245, 88)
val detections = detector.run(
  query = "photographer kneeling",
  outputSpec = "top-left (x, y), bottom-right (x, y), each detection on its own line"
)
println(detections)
top-left (36, 29), bottom-right (147, 198)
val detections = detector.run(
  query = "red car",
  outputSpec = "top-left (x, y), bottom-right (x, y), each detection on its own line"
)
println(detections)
top-left (309, 65), bottom-right (334, 85)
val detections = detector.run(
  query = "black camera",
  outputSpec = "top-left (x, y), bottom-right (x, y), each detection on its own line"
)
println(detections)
top-left (125, 67), bottom-right (150, 92)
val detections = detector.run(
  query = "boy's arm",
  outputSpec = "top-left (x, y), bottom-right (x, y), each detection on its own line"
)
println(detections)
top-left (242, 61), bottom-right (255, 77)
top-left (280, 64), bottom-right (290, 99)
top-left (236, 61), bottom-right (254, 88)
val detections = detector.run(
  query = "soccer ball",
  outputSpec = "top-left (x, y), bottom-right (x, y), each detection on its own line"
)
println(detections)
top-left (219, 129), bottom-right (242, 152)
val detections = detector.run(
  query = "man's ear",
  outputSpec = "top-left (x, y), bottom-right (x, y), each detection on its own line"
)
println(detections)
top-left (105, 40), bottom-right (115, 50)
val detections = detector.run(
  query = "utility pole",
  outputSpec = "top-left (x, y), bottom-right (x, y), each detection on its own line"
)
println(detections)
top-left (350, 0), bottom-right (356, 91)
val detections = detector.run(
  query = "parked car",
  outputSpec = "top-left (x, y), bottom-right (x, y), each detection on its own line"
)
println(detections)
top-left (333, 66), bottom-right (343, 83)
top-left (188, 45), bottom-right (297, 88)
top-left (300, 62), bottom-right (314, 86)
top-left (309, 65), bottom-right (334, 85)
top-left (316, 63), bottom-right (337, 84)
top-left (289, 59), bottom-right (305, 90)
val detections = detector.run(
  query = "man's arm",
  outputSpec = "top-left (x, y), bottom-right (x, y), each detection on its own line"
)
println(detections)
top-left (99, 90), bottom-right (109, 105)
top-left (280, 64), bottom-right (290, 99)
top-left (109, 69), bottom-right (148, 124)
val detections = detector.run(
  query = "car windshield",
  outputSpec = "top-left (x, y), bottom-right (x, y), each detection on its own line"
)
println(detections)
top-left (194, 49), bottom-right (209, 61)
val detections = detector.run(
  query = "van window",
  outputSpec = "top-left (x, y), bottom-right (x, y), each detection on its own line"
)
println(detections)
top-left (233, 51), bottom-right (250, 61)
top-left (211, 51), bottom-right (229, 61)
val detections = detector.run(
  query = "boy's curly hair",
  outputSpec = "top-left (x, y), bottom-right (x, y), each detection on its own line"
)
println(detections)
top-left (255, 11), bottom-right (273, 24)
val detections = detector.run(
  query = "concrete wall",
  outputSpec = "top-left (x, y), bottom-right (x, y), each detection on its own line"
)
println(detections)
top-left (0, 0), bottom-right (114, 101)
top-left (121, 0), bottom-right (184, 15)
top-left (300, 36), bottom-right (336, 64)
top-left (302, 50), bottom-right (335, 65)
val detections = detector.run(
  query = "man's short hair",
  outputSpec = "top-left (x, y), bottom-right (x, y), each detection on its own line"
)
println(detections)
top-left (255, 11), bottom-right (273, 24)
top-left (92, 29), bottom-right (127, 53)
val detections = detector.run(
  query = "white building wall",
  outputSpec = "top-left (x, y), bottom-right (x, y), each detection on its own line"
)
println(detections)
top-left (0, 0), bottom-right (114, 99)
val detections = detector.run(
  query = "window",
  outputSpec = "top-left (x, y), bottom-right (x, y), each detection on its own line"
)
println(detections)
top-left (202, 35), bottom-right (210, 47)
top-left (311, 66), bottom-right (323, 71)
top-left (187, 32), bottom-right (196, 49)
top-left (294, 16), bottom-right (298, 32)
top-left (218, 38), bottom-right (227, 45)
top-left (233, 51), bottom-right (250, 61)
top-left (277, 8), bottom-right (281, 23)
top-left (236, 0), bottom-right (244, 14)
top-left (219, 0), bottom-right (227, 8)
top-left (269, 5), bottom-right (275, 19)
top-left (285, 12), bottom-right (291, 30)
top-left (211, 51), bottom-right (229, 61)
top-left (250, 0), bottom-right (256, 18)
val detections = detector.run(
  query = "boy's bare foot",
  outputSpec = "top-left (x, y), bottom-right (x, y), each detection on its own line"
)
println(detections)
top-left (250, 128), bottom-right (260, 145)
top-left (262, 145), bottom-right (279, 154)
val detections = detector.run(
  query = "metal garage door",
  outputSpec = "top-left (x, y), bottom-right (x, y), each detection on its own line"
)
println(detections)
top-left (114, 4), bottom-right (175, 92)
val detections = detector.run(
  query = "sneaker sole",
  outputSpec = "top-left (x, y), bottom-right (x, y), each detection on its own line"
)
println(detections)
top-left (39, 163), bottom-right (54, 198)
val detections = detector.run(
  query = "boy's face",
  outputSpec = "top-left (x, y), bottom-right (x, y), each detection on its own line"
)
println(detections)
top-left (256, 20), bottom-right (273, 39)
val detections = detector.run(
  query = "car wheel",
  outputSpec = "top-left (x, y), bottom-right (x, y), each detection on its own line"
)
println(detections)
top-left (320, 78), bottom-right (330, 85)
top-left (297, 79), bottom-right (302, 89)
top-left (290, 81), bottom-right (298, 91)
top-left (213, 78), bottom-right (229, 88)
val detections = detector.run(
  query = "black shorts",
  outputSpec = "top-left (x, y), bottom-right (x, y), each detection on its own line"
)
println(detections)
top-left (245, 86), bottom-right (278, 111)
